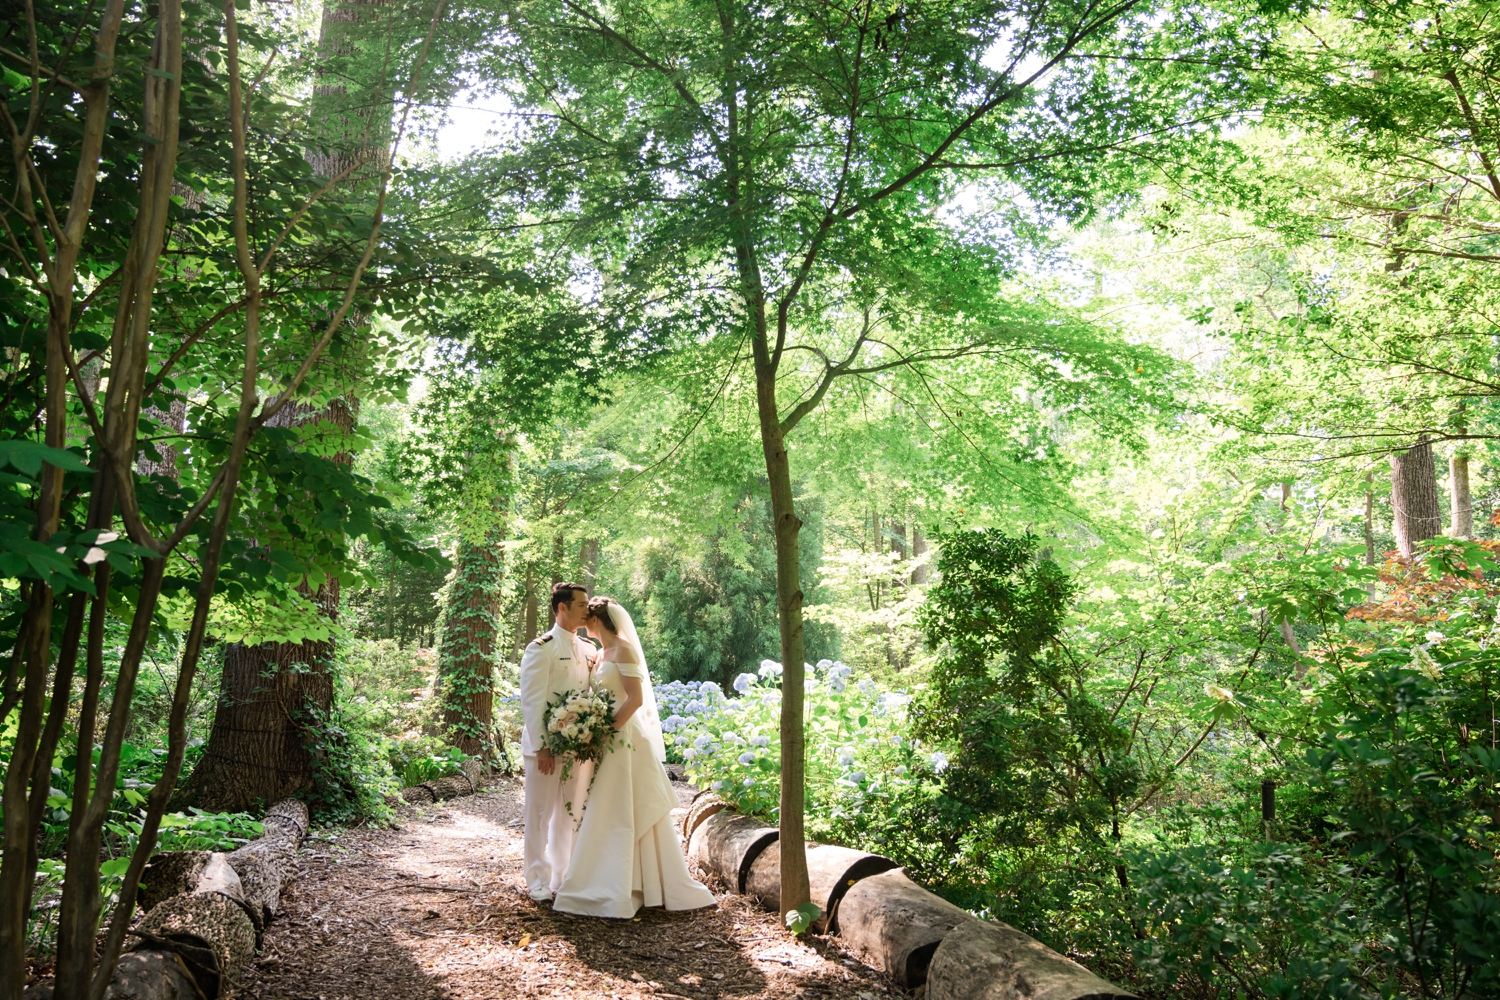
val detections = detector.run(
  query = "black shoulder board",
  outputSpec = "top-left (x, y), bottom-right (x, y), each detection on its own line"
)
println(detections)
top-left (539, 634), bottom-right (554, 644)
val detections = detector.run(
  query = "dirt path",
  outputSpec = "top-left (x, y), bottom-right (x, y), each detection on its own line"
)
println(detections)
top-left (236, 779), bottom-right (902, 1000)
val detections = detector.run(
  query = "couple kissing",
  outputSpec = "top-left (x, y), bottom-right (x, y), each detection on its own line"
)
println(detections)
top-left (518, 582), bottom-right (716, 918)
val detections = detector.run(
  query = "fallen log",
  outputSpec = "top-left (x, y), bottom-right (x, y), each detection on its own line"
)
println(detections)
top-left (682, 792), bottom-right (729, 842)
top-left (90, 798), bottom-right (309, 1000)
top-left (398, 759), bottom-right (483, 805)
top-left (745, 842), bottom-right (897, 932)
top-left (687, 809), bottom-right (778, 893)
top-left (926, 918), bottom-right (1136, 1000)
top-left (836, 868), bottom-right (976, 989)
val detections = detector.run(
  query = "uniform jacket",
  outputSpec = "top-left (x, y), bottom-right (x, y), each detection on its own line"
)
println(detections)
top-left (519, 623), bottom-right (594, 756)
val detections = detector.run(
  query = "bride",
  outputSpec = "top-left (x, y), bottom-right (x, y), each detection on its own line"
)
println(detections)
top-left (552, 597), bottom-right (717, 918)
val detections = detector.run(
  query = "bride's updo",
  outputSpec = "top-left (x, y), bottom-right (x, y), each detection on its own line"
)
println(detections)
top-left (587, 596), bottom-right (619, 634)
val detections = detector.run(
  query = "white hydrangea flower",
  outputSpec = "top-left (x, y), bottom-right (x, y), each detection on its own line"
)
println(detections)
top-left (1411, 645), bottom-right (1443, 681)
top-left (930, 751), bottom-right (949, 772)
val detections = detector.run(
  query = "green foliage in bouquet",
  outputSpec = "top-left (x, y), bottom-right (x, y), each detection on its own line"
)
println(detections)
top-left (543, 687), bottom-right (620, 784)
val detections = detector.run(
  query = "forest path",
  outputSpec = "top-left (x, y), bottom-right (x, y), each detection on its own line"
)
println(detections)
top-left (236, 778), bottom-right (901, 1000)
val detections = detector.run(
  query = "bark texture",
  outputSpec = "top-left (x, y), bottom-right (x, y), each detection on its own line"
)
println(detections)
top-left (926, 918), bottom-right (1136, 1000)
top-left (1450, 453), bottom-right (1473, 539)
top-left (580, 537), bottom-right (600, 592)
top-left (137, 396), bottom-right (187, 478)
top-left (83, 800), bottom-right (309, 1000)
top-left (911, 528), bottom-right (929, 585)
top-left (176, 401), bottom-right (352, 813)
top-left (686, 811), bottom-right (778, 894)
top-left (173, 628), bottom-right (337, 812)
top-left (836, 869), bottom-right (976, 989)
top-left (1391, 438), bottom-right (1443, 558)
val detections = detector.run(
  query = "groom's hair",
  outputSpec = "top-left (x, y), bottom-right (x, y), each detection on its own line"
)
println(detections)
top-left (587, 596), bottom-right (619, 634)
top-left (551, 581), bottom-right (587, 615)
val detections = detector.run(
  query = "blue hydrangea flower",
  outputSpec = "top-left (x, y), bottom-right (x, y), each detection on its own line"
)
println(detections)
top-left (760, 692), bottom-right (780, 707)
top-left (816, 658), bottom-right (834, 672)
top-left (686, 699), bottom-right (708, 715)
top-left (733, 672), bottom-right (757, 693)
top-left (848, 771), bottom-right (866, 784)
top-left (693, 733), bottom-right (715, 751)
top-left (700, 681), bottom-right (723, 700)
top-left (837, 749), bottom-right (855, 767)
top-left (738, 752), bottom-right (756, 765)
top-left (828, 676), bottom-right (847, 694)
top-left (750, 735), bottom-right (770, 748)
top-left (683, 747), bottom-right (699, 760)
top-left (758, 659), bottom-right (783, 679)
top-left (930, 751), bottom-right (949, 772)
top-left (711, 780), bottom-right (724, 791)
top-left (894, 764), bottom-right (909, 776)
top-left (743, 778), bottom-right (755, 787)
top-left (858, 678), bottom-right (878, 698)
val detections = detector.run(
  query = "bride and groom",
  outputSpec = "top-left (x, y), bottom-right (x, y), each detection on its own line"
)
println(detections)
top-left (518, 582), bottom-right (716, 918)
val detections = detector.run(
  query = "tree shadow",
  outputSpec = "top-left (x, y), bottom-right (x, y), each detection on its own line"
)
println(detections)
top-left (562, 905), bottom-right (770, 999)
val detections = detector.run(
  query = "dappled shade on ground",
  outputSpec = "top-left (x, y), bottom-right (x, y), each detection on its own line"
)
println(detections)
top-left (238, 780), bottom-right (901, 1000)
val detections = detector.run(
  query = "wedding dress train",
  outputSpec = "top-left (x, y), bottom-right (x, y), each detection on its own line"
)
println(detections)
top-left (552, 656), bottom-right (716, 918)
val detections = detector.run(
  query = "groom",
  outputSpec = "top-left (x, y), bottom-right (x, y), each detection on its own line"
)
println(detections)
top-left (519, 581), bottom-right (596, 901)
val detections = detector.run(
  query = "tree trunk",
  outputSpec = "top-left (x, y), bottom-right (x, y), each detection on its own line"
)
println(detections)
top-left (175, 402), bottom-right (353, 812)
top-left (137, 395), bottom-right (187, 478)
top-left (1391, 438), bottom-right (1443, 558)
top-left (911, 528), bottom-right (929, 585)
top-left (580, 537), bottom-right (600, 593)
top-left (173, 614), bottom-right (337, 813)
top-left (747, 321), bottom-right (812, 918)
top-left (550, 534), bottom-right (565, 587)
top-left (1450, 453), bottom-right (1473, 539)
top-left (523, 564), bottom-right (539, 644)
top-left (439, 518), bottom-right (507, 757)
top-left (1364, 472), bottom-right (1377, 565)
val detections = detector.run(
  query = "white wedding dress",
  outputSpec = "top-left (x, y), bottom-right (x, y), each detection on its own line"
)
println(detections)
top-left (553, 607), bottom-right (716, 918)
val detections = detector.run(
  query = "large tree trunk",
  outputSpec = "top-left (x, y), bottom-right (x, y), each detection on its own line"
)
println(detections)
top-left (137, 396), bottom-right (186, 478)
top-left (174, 606), bottom-right (338, 813)
top-left (580, 537), bottom-right (600, 593)
top-left (439, 519), bottom-right (507, 757)
top-left (1391, 438), bottom-right (1443, 558)
top-left (1450, 453), bottom-right (1473, 539)
top-left (175, 402), bottom-right (353, 812)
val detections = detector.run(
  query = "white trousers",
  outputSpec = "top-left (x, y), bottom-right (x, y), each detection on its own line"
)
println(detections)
top-left (522, 754), bottom-right (591, 898)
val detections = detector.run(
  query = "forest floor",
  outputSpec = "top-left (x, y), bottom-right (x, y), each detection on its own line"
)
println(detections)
top-left (235, 778), bottom-right (904, 1000)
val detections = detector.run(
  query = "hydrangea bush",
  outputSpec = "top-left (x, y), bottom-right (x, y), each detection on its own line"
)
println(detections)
top-left (661, 658), bottom-right (947, 837)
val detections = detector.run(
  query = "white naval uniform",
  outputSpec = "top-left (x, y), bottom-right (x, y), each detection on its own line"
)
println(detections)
top-left (519, 622), bottom-right (595, 900)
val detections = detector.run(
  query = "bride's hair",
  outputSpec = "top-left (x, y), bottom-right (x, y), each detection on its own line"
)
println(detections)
top-left (586, 596), bottom-right (619, 634)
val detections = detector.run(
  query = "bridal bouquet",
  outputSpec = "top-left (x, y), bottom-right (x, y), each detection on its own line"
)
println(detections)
top-left (542, 687), bottom-right (618, 784)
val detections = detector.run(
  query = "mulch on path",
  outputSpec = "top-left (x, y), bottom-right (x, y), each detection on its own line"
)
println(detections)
top-left (235, 778), bottom-right (903, 1000)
